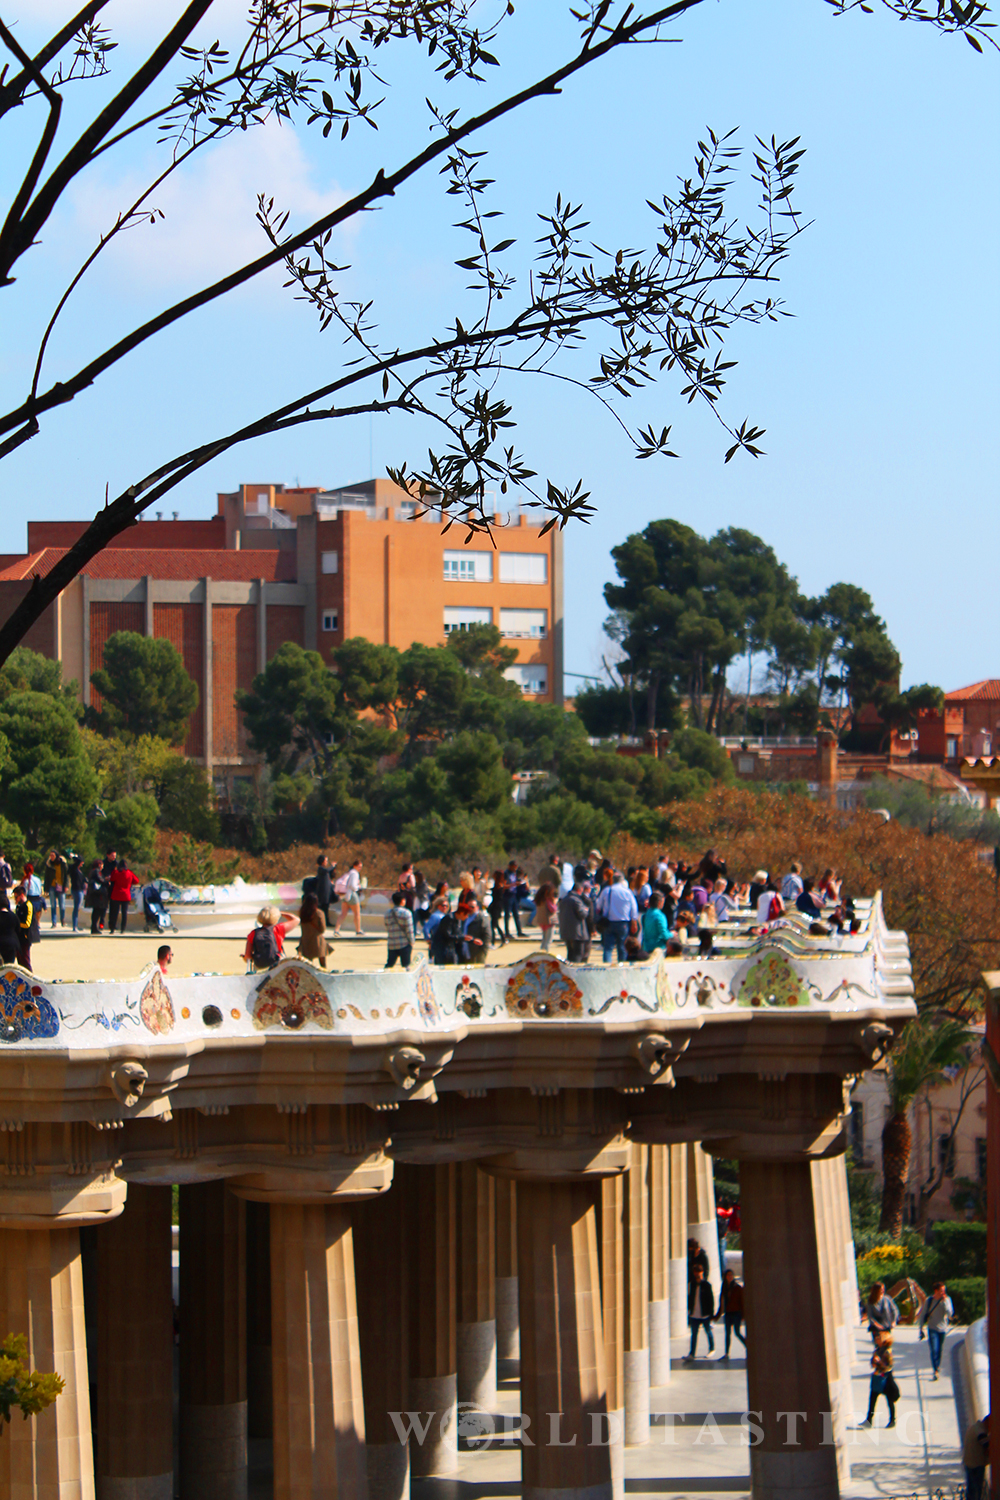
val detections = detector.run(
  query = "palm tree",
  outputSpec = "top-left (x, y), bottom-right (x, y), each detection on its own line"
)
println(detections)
top-left (879, 1015), bottom-right (976, 1237)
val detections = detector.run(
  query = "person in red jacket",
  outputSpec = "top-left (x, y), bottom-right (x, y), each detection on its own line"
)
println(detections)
top-left (108, 859), bottom-right (140, 934)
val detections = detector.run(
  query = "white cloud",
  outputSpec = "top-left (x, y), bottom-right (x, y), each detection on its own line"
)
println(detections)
top-left (68, 117), bottom-right (351, 292)
top-left (8, 0), bottom-right (251, 50)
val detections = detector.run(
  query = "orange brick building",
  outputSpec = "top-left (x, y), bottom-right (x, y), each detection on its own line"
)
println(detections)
top-left (0, 479), bottom-right (563, 791)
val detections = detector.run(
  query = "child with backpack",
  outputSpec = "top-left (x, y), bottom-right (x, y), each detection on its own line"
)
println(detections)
top-left (244, 906), bottom-right (299, 972)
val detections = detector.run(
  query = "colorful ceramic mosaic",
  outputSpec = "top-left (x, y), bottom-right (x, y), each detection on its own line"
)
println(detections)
top-left (505, 957), bottom-right (583, 1019)
top-left (656, 959), bottom-right (675, 1012)
top-left (251, 963), bottom-right (334, 1031)
top-left (0, 970), bottom-right (59, 1043)
top-left (734, 951), bottom-right (811, 1008)
top-left (455, 976), bottom-right (483, 1018)
top-left (416, 966), bottom-right (438, 1023)
top-left (139, 970), bottom-right (175, 1035)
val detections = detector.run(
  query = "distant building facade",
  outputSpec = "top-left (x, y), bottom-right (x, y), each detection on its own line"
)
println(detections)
top-left (0, 479), bottom-right (563, 791)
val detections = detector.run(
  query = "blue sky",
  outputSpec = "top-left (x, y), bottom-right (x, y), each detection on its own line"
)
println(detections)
top-left (1, 1), bottom-right (996, 694)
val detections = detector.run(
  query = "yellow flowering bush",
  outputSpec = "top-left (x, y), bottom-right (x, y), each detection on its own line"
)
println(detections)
top-left (859, 1245), bottom-right (906, 1263)
top-left (0, 1335), bottom-right (64, 1428)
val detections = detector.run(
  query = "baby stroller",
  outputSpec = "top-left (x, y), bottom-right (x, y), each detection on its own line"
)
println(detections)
top-left (143, 884), bottom-right (176, 934)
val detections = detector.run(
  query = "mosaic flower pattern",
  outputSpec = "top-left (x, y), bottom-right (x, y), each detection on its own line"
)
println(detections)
top-left (139, 970), bottom-right (175, 1035)
top-left (251, 963), bottom-right (333, 1031)
top-left (0, 970), bottom-right (59, 1043)
top-left (505, 958), bottom-right (583, 1019)
top-left (735, 951), bottom-right (811, 1008)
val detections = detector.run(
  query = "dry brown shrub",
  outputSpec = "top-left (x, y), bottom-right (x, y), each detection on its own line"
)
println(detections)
top-left (610, 786), bottom-right (1000, 1018)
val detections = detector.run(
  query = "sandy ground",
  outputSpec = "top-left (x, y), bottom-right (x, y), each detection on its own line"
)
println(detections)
top-left (25, 921), bottom-right (559, 982)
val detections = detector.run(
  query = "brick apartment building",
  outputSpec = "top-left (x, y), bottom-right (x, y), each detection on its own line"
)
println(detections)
top-left (0, 479), bottom-right (563, 791)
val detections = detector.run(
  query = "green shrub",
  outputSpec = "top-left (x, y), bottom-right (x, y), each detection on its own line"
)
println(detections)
top-left (932, 1221), bottom-right (988, 1277)
top-left (100, 793), bottom-right (159, 866)
top-left (946, 1277), bottom-right (986, 1325)
top-left (166, 837), bottom-right (240, 887)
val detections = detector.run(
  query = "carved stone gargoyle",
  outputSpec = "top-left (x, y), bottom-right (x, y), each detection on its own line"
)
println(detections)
top-left (108, 1060), bottom-right (148, 1109)
top-left (384, 1046), bottom-right (426, 1092)
top-left (633, 1034), bottom-right (677, 1085)
top-left (857, 1022), bottom-right (894, 1066)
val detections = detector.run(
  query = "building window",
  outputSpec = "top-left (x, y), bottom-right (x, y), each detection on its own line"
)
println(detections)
top-left (937, 1133), bottom-right (956, 1179)
top-left (443, 550), bottom-right (493, 582)
top-left (946, 737), bottom-right (958, 758)
top-left (504, 664), bottom-right (548, 696)
top-left (976, 1136), bottom-right (987, 1181)
top-left (499, 551), bottom-right (547, 584)
top-left (444, 607), bottom-right (492, 633)
top-left (321, 550), bottom-right (339, 575)
top-left (737, 755), bottom-right (755, 774)
top-left (500, 608), bottom-right (547, 638)
top-left (322, 610), bottom-right (339, 632)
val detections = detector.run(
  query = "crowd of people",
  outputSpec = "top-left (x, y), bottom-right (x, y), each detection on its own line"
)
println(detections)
top-left (237, 847), bottom-right (860, 973)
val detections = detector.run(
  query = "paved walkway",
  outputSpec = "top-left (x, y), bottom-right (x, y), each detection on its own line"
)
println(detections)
top-left (404, 1324), bottom-right (966, 1500)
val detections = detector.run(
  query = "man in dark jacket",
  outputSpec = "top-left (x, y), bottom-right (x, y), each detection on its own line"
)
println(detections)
top-left (716, 1268), bottom-right (746, 1358)
top-left (88, 859), bottom-right (109, 935)
top-left (462, 900), bottom-right (491, 965)
top-left (559, 868), bottom-right (593, 962)
top-left (684, 1264), bottom-right (715, 1359)
top-left (0, 894), bottom-right (20, 966)
top-left (314, 856), bottom-right (334, 923)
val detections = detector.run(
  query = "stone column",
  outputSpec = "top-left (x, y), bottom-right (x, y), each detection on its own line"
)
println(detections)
top-left (830, 1154), bottom-right (860, 1358)
top-left (245, 1200), bottom-right (272, 1441)
top-left (810, 1157), bottom-right (852, 1489)
top-left (687, 1141), bottom-right (721, 1292)
top-left (740, 1158), bottom-right (840, 1500)
top-left (179, 1182), bottom-right (247, 1500)
top-left (668, 1144), bottom-right (688, 1339)
top-left (269, 1201), bottom-right (367, 1500)
top-left (517, 1179), bottom-right (613, 1500)
top-left (96, 1184), bottom-right (173, 1500)
top-left (624, 1144), bottom-right (649, 1445)
top-left (0, 1225), bottom-right (94, 1500)
top-left (599, 1176), bottom-right (625, 1499)
top-left (495, 1178), bottom-right (519, 1374)
top-left (355, 1185), bottom-right (409, 1500)
top-left (456, 1163), bottom-right (496, 1410)
top-left (647, 1144), bottom-right (671, 1385)
top-left (401, 1163), bottom-right (457, 1477)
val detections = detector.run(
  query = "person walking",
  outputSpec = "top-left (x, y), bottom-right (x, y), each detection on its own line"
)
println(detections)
top-left (68, 853), bottom-right (86, 932)
top-left (44, 850), bottom-right (67, 928)
top-left (314, 857), bottom-right (334, 924)
top-left (109, 859), bottom-right (141, 934)
top-left (87, 859), bottom-right (109, 935)
top-left (683, 1264), bottom-right (715, 1360)
top-left (502, 862), bottom-right (523, 940)
top-left (862, 1282), bottom-right (900, 1342)
top-left (13, 882), bottom-right (39, 971)
top-left (559, 869), bottom-right (593, 962)
top-left (860, 1334), bottom-right (897, 1429)
top-left (488, 870), bottom-right (508, 946)
top-left (596, 870), bottom-right (638, 964)
top-left (23, 863), bottom-right (42, 901)
top-left (0, 894), bottom-right (21, 966)
top-left (298, 892), bottom-right (329, 969)
top-left (0, 851), bottom-right (11, 897)
top-left (716, 1268), bottom-right (747, 1359)
top-left (384, 892), bottom-right (414, 969)
top-left (641, 891), bottom-right (672, 953)
top-left (534, 882), bottom-right (557, 952)
top-left (917, 1280), bottom-right (953, 1380)
top-left (333, 859), bottom-right (364, 936)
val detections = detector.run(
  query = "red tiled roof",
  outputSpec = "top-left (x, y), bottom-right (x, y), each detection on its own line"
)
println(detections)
top-left (0, 548), bottom-right (296, 583)
top-left (945, 680), bottom-right (1000, 702)
top-left (885, 763), bottom-right (967, 793)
